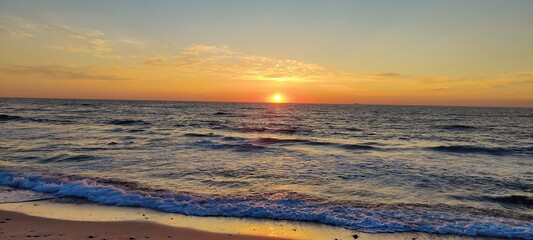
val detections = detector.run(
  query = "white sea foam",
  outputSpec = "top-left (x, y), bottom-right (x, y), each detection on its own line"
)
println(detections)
top-left (0, 171), bottom-right (531, 239)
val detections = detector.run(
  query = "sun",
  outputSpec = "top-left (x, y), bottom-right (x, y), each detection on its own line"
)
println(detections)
top-left (270, 93), bottom-right (284, 103)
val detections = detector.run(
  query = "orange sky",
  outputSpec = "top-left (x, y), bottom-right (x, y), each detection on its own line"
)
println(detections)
top-left (0, 1), bottom-right (532, 107)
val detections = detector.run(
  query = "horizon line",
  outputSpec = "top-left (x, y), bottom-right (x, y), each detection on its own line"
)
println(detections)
top-left (1, 96), bottom-right (531, 109)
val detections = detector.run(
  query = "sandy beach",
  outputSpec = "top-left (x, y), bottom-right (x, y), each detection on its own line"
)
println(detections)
top-left (0, 188), bottom-right (503, 240)
top-left (0, 209), bottom-right (292, 240)
top-left (0, 207), bottom-right (501, 240)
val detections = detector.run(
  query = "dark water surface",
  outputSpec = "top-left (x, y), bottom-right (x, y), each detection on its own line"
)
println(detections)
top-left (0, 98), bottom-right (531, 238)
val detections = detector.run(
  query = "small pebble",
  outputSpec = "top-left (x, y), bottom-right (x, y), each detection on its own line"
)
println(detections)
top-left (352, 234), bottom-right (359, 239)
top-left (129, 237), bottom-right (136, 240)
top-left (88, 235), bottom-right (95, 239)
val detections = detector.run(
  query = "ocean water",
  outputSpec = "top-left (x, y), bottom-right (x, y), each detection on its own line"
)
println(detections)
top-left (0, 98), bottom-right (531, 239)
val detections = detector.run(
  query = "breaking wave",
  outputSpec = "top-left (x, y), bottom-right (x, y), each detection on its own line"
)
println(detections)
top-left (0, 171), bottom-right (531, 239)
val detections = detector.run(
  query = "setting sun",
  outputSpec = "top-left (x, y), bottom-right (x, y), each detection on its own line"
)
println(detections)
top-left (271, 93), bottom-right (284, 103)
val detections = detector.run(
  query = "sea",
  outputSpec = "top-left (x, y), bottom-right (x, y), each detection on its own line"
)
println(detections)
top-left (0, 98), bottom-right (531, 239)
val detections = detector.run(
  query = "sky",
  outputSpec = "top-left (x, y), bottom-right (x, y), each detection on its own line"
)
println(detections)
top-left (0, 0), bottom-right (532, 106)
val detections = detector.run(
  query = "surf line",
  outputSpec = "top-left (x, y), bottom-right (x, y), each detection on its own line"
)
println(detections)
top-left (0, 197), bottom-right (58, 205)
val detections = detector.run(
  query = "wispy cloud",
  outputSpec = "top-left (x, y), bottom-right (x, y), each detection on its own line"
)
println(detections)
top-left (0, 14), bottom-right (142, 60)
top-left (139, 44), bottom-right (533, 94)
top-left (43, 23), bottom-right (115, 57)
top-left (142, 55), bottom-right (169, 65)
top-left (0, 14), bottom-right (35, 38)
top-left (0, 65), bottom-right (125, 81)
top-left (49, 43), bottom-right (90, 53)
top-left (181, 44), bottom-right (232, 56)
top-left (116, 36), bottom-right (144, 47)
top-left (44, 23), bottom-right (103, 40)
top-left (143, 44), bottom-right (345, 83)
top-left (491, 71), bottom-right (533, 86)
top-left (0, 25), bottom-right (34, 38)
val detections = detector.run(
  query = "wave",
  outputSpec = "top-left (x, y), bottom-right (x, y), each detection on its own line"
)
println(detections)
top-left (0, 171), bottom-right (531, 239)
top-left (221, 136), bottom-right (247, 141)
top-left (485, 195), bottom-right (533, 207)
top-left (0, 114), bottom-right (74, 124)
top-left (191, 136), bottom-right (378, 153)
top-left (194, 140), bottom-right (266, 152)
top-left (39, 154), bottom-right (99, 163)
top-left (213, 111), bottom-right (236, 116)
top-left (109, 128), bottom-right (146, 133)
top-left (249, 137), bottom-right (376, 151)
top-left (250, 137), bottom-right (313, 145)
top-left (108, 119), bottom-right (149, 126)
top-left (340, 144), bottom-right (375, 150)
top-left (196, 138), bottom-right (374, 152)
top-left (345, 127), bottom-right (363, 132)
top-left (183, 133), bottom-right (222, 138)
top-left (427, 145), bottom-right (531, 156)
top-left (238, 127), bottom-right (299, 134)
top-left (0, 114), bottom-right (24, 121)
top-left (439, 124), bottom-right (478, 131)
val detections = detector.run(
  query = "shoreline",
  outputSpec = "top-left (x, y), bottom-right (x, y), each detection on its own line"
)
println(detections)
top-left (0, 209), bottom-right (289, 240)
top-left (0, 199), bottom-right (355, 240)
top-left (0, 193), bottom-right (504, 240)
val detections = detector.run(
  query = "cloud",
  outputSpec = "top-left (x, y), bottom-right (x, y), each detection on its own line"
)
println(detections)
top-left (142, 55), bottom-right (169, 65)
top-left (44, 23), bottom-right (103, 40)
top-left (1, 14), bottom-right (36, 30)
top-left (89, 38), bottom-right (113, 53)
top-left (49, 43), bottom-right (90, 53)
top-left (43, 23), bottom-right (114, 56)
top-left (181, 44), bottom-right (232, 56)
top-left (375, 72), bottom-right (408, 78)
top-left (0, 25), bottom-right (34, 38)
top-left (494, 71), bottom-right (533, 85)
top-left (0, 14), bottom-right (145, 60)
top-left (116, 36), bottom-right (144, 47)
top-left (0, 14), bottom-right (36, 38)
top-left (143, 44), bottom-right (345, 83)
top-left (0, 65), bottom-right (125, 81)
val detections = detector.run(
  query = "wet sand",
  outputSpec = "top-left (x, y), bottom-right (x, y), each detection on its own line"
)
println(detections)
top-left (0, 188), bottom-right (503, 240)
top-left (0, 209), bottom-right (290, 240)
